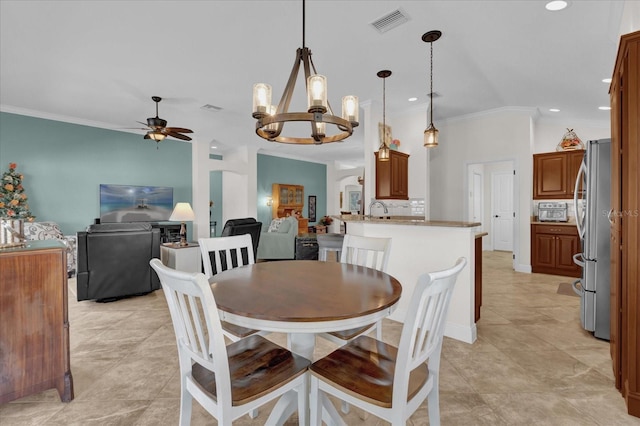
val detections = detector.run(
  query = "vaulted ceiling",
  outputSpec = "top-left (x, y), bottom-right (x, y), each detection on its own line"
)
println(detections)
top-left (0, 1), bottom-right (628, 166)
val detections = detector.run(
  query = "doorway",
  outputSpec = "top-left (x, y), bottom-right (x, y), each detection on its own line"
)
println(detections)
top-left (466, 160), bottom-right (516, 268)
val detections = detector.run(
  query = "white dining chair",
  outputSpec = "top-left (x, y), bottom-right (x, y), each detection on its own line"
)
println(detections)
top-left (319, 234), bottom-right (392, 345)
top-left (149, 259), bottom-right (310, 426)
top-left (309, 257), bottom-right (467, 426)
top-left (199, 235), bottom-right (262, 342)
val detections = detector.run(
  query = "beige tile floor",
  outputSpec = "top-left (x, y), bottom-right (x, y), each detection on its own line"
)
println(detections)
top-left (2, 251), bottom-right (639, 425)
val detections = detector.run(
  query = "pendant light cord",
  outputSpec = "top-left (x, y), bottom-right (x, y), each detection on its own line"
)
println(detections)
top-left (302, 0), bottom-right (306, 49)
top-left (429, 41), bottom-right (433, 126)
top-left (383, 76), bottom-right (386, 133)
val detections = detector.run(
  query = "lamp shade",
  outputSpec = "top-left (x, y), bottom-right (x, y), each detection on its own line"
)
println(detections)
top-left (169, 202), bottom-right (195, 222)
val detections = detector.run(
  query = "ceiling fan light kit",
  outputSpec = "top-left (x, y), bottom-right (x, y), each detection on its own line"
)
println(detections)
top-left (139, 96), bottom-right (193, 146)
top-left (251, 0), bottom-right (359, 145)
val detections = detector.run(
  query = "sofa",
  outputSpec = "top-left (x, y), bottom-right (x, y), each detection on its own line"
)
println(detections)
top-left (257, 216), bottom-right (299, 260)
top-left (220, 217), bottom-right (262, 259)
top-left (24, 221), bottom-right (77, 277)
top-left (76, 222), bottom-right (160, 302)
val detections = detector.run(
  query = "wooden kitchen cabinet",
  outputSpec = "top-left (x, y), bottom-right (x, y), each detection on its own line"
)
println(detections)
top-left (533, 150), bottom-right (584, 199)
top-left (0, 240), bottom-right (74, 403)
top-left (609, 30), bottom-right (640, 418)
top-left (531, 224), bottom-right (581, 277)
top-left (375, 150), bottom-right (409, 200)
top-left (271, 183), bottom-right (308, 234)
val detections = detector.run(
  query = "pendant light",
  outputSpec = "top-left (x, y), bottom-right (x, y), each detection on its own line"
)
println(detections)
top-left (377, 70), bottom-right (391, 161)
top-left (422, 30), bottom-right (441, 148)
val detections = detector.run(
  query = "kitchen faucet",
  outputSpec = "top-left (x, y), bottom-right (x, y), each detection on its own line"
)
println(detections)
top-left (368, 200), bottom-right (389, 218)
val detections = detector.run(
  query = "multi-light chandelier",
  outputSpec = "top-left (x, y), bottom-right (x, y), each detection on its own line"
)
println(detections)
top-left (423, 30), bottom-right (441, 148)
top-left (251, 0), bottom-right (359, 144)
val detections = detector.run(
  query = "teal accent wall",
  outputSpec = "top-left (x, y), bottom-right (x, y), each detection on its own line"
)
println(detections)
top-left (257, 154), bottom-right (326, 228)
top-left (0, 112), bottom-right (192, 236)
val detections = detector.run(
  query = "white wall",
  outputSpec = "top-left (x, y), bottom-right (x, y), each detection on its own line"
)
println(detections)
top-left (533, 120), bottom-right (610, 153)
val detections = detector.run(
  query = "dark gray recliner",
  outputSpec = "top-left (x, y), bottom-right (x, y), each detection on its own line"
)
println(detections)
top-left (76, 223), bottom-right (160, 302)
top-left (220, 218), bottom-right (262, 259)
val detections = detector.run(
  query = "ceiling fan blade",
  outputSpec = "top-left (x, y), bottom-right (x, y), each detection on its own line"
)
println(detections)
top-left (165, 131), bottom-right (192, 141)
top-left (136, 121), bottom-right (151, 128)
top-left (165, 127), bottom-right (193, 134)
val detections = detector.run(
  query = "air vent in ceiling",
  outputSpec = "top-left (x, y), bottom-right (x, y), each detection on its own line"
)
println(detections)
top-left (370, 8), bottom-right (410, 34)
top-left (201, 104), bottom-right (223, 112)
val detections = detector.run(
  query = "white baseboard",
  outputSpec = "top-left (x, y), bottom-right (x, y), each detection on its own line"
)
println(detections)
top-left (515, 263), bottom-right (532, 273)
top-left (444, 322), bottom-right (477, 344)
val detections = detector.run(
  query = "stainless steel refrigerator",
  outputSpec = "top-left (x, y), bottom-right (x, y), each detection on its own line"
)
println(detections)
top-left (572, 139), bottom-right (611, 340)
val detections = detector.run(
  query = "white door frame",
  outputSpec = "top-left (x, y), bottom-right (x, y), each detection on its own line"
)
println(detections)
top-left (465, 159), bottom-right (518, 270)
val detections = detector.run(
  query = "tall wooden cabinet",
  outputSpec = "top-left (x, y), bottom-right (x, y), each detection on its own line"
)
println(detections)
top-left (610, 30), bottom-right (640, 418)
top-left (271, 183), bottom-right (308, 234)
top-left (375, 150), bottom-right (409, 200)
top-left (533, 150), bottom-right (584, 199)
top-left (0, 240), bottom-right (74, 403)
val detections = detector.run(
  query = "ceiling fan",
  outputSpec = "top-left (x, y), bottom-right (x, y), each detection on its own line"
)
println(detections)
top-left (138, 96), bottom-right (193, 143)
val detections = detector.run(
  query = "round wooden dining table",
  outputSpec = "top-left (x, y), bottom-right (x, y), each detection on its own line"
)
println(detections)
top-left (209, 260), bottom-right (402, 360)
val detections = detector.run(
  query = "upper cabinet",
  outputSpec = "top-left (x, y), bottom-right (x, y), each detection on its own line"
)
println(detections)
top-left (375, 150), bottom-right (409, 200)
top-left (272, 183), bottom-right (304, 218)
top-left (533, 151), bottom-right (584, 199)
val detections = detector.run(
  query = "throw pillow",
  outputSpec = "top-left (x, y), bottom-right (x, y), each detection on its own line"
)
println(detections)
top-left (277, 218), bottom-right (291, 233)
top-left (268, 218), bottom-right (284, 232)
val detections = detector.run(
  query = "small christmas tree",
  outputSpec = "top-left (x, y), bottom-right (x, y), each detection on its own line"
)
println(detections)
top-left (0, 162), bottom-right (35, 220)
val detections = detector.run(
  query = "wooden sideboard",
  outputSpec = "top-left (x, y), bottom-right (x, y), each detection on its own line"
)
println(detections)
top-left (0, 240), bottom-right (74, 403)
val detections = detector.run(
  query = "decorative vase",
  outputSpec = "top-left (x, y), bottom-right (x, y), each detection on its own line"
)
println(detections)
top-left (0, 218), bottom-right (26, 248)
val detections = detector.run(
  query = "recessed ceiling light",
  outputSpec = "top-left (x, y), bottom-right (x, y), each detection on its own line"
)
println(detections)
top-left (408, 97), bottom-right (418, 102)
top-left (545, 1), bottom-right (568, 11)
top-left (602, 78), bottom-right (612, 83)
top-left (549, 108), bottom-right (560, 112)
top-left (599, 106), bottom-right (611, 110)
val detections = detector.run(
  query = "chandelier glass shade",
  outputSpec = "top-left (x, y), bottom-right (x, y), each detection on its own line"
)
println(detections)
top-left (251, 0), bottom-right (358, 145)
top-left (377, 70), bottom-right (391, 161)
top-left (422, 30), bottom-right (441, 148)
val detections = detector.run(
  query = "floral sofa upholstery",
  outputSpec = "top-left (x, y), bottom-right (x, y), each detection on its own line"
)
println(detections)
top-left (24, 221), bottom-right (77, 277)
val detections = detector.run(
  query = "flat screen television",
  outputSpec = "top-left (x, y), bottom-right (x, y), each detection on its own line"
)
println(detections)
top-left (99, 184), bottom-right (173, 223)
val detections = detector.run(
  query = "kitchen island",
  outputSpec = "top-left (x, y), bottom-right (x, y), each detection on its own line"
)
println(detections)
top-left (336, 215), bottom-right (482, 344)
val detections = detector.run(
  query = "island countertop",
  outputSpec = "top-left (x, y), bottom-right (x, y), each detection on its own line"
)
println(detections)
top-left (334, 215), bottom-right (481, 228)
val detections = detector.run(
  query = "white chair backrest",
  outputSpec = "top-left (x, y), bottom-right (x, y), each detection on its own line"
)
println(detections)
top-left (198, 234), bottom-right (255, 279)
top-left (393, 257), bottom-right (467, 409)
top-left (340, 234), bottom-right (392, 272)
top-left (149, 259), bottom-right (233, 408)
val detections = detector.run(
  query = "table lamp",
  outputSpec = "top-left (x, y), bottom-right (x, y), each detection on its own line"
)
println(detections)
top-left (169, 202), bottom-right (195, 247)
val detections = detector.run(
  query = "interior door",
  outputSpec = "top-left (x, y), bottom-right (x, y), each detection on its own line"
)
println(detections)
top-left (491, 172), bottom-right (514, 251)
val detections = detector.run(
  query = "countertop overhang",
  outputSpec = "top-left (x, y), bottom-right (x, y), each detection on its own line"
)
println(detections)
top-left (334, 215), bottom-right (481, 228)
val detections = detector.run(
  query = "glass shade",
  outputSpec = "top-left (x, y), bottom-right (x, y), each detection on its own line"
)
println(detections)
top-left (313, 121), bottom-right (326, 138)
top-left (265, 105), bottom-right (278, 135)
top-left (341, 95), bottom-right (359, 123)
top-left (378, 144), bottom-right (390, 161)
top-left (252, 83), bottom-right (272, 117)
top-left (307, 74), bottom-right (327, 113)
top-left (424, 124), bottom-right (439, 148)
top-left (148, 131), bottom-right (166, 141)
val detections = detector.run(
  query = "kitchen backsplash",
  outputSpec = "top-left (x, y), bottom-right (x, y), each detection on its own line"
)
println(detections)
top-left (369, 198), bottom-right (425, 217)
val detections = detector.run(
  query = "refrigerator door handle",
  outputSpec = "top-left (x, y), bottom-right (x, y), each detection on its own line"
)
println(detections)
top-left (574, 161), bottom-right (587, 240)
top-left (573, 252), bottom-right (585, 267)
top-left (572, 279), bottom-right (583, 297)
top-left (607, 208), bottom-right (615, 225)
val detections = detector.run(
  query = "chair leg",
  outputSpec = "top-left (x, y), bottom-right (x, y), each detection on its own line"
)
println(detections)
top-left (179, 386), bottom-right (193, 426)
top-left (427, 385), bottom-right (440, 426)
top-left (298, 374), bottom-right (309, 426)
top-left (310, 376), bottom-right (322, 426)
top-left (340, 400), bottom-right (350, 414)
top-left (249, 408), bottom-right (259, 419)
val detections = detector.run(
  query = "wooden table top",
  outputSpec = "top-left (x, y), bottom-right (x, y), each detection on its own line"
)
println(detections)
top-left (210, 260), bottom-right (402, 323)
